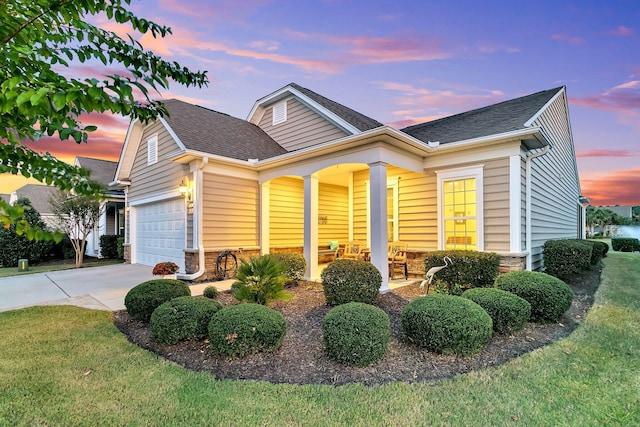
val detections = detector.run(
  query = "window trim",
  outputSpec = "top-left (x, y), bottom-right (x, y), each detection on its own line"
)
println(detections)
top-left (272, 100), bottom-right (287, 125)
top-left (436, 165), bottom-right (484, 251)
top-left (147, 134), bottom-right (158, 165)
top-left (365, 177), bottom-right (400, 245)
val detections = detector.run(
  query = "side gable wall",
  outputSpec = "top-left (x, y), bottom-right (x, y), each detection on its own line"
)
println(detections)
top-left (128, 121), bottom-right (189, 201)
top-left (258, 97), bottom-right (348, 151)
top-left (528, 92), bottom-right (581, 270)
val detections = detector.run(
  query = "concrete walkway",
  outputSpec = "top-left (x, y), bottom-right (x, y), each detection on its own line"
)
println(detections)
top-left (0, 263), bottom-right (234, 313)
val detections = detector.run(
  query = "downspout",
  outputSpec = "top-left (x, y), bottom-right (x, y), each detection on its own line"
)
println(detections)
top-left (178, 157), bottom-right (208, 281)
top-left (525, 146), bottom-right (550, 271)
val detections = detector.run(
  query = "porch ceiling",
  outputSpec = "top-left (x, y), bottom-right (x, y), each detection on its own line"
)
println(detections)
top-left (317, 163), bottom-right (368, 186)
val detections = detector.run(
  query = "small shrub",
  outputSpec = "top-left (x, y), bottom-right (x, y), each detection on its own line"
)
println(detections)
top-left (462, 288), bottom-right (531, 334)
top-left (124, 279), bottom-right (191, 322)
top-left (203, 286), bottom-right (219, 299)
top-left (322, 302), bottom-right (390, 367)
top-left (423, 251), bottom-right (500, 288)
top-left (99, 235), bottom-right (119, 259)
top-left (495, 271), bottom-right (573, 322)
top-left (543, 239), bottom-right (591, 280)
top-left (321, 259), bottom-right (382, 306)
top-left (401, 295), bottom-right (493, 356)
top-left (271, 252), bottom-right (306, 285)
top-left (587, 240), bottom-right (609, 263)
top-left (611, 237), bottom-right (640, 252)
top-left (150, 296), bottom-right (222, 345)
top-left (208, 304), bottom-right (286, 357)
top-left (231, 255), bottom-right (292, 305)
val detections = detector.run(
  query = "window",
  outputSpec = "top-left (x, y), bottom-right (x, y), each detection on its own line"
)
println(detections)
top-left (272, 100), bottom-right (287, 125)
top-left (147, 135), bottom-right (158, 165)
top-left (437, 166), bottom-right (483, 251)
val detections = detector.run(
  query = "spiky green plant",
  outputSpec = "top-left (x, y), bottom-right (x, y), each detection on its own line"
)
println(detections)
top-left (231, 255), bottom-right (293, 305)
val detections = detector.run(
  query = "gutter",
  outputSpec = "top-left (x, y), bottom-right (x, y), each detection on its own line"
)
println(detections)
top-left (178, 157), bottom-right (209, 281)
top-left (525, 145), bottom-right (551, 270)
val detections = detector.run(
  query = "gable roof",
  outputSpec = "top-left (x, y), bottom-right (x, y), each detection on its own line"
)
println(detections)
top-left (0, 194), bottom-right (9, 204)
top-left (75, 157), bottom-right (118, 187)
top-left (401, 87), bottom-right (564, 144)
top-left (163, 99), bottom-right (288, 161)
top-left (287, 83), bottom-right (383, 132)
top-left (10, 184), bottom-right (57, 215)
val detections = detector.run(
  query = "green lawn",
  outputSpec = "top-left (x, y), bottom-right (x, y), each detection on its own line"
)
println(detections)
top-left (0, 259), bottom-right (121, 278)
top-left (0, 252), bottom-right (638, 426)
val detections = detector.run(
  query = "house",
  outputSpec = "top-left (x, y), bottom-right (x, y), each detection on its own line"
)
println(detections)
top-left (9, 157), bottom-right (125, 258)
top-left (74, 157), bottom-right (125, 257)
top-left (114, 83), bottom-right (585, 291)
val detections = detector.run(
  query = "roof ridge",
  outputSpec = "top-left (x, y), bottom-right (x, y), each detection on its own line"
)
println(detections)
top-left (162, 98), bottom-right (233, 118)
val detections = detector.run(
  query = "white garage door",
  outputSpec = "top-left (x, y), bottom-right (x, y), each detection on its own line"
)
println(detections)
top-left (135, 198), bottom-right (186, 272)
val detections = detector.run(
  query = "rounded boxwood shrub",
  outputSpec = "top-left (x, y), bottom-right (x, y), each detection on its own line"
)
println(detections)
top-left (203, 286), bottom-right (219, 299)
top-left (150, 296), bottom-right (223, 345)
top-left (271, 252), bottom-right (306, 285)
top-left (495, 271), bottom-right (573, 323)
top-left (461, 288), bottom-right (531, 334)
top-left (322, 302), bottom-right (390, 367)
top-left (124, 279), bottom-right (191, 322)
top-left (208, 304), bottom-right (286, 357)
top-left (401, 295), bottom-right (493, 356)
top-left (321, 259), bottom-right (382, 306)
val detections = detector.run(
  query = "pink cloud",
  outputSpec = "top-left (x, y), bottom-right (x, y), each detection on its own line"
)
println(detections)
top-left (581, 168), bottom-right (640, 206)
top-left (570, 81), bottom-right (640, 114)
top-left (577, 149), bottom-right (637, 158)
top-left (607, 25), bottom-right (635, 36)
top-left (551, 34), bottom-right (585, 45)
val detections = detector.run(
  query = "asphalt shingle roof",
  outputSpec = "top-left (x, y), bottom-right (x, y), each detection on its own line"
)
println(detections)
top-left (75, 157), bottom-right (118, 187)
top-left (288, 83), bottom-right (383, 132)
top-left (163, 99), bottom-right (288, 161)
top-left (401, 87), bottom-right (563, 144)
top-left (11, 184), bottom-right (57, 214)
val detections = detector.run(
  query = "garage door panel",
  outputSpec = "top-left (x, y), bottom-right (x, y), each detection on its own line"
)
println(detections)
top-left (135, 198), bottom-right (186, 272)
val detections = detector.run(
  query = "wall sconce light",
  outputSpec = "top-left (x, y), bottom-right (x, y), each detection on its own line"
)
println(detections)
top-left (179, 179), bottom-right (193, 207)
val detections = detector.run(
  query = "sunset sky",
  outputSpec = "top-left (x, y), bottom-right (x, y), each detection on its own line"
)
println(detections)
top-left (2, 0), bottom-right (639, 206)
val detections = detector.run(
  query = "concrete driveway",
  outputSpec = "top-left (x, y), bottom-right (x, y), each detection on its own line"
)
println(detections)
top-left (0, 264), bottom-right (231, 313)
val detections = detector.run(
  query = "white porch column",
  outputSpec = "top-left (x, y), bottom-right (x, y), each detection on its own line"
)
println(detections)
top-left (260, 181), bottom-right (270, 255)
top-left (369, 161), bottom-right (389, 292)
top-left (304, 173), bottom-right (319, 280)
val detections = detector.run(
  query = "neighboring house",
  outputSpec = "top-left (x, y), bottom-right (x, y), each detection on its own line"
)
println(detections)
top-left (599, 205), bottom-right (633, 219)
top-left (114, 83), bottom-right (585, 291)
top-left (9, 157), bottom-right (125, 258)
top-left (74, 157), bottom-right (125, 257)
top-left (9, 184), bottom-right (58, 228)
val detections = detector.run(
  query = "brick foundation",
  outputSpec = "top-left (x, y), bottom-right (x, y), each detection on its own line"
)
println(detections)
top-left (123, 244), bottom-right (131, 264)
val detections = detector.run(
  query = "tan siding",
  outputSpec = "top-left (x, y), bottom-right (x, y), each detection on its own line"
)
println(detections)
top-left (352, 170), bottom-right (369, 241)
top-left (202, 173), bottom-right (259, 248)
top-left (319, 183), bottom-right (349, 245)
top-left (128, 121), bottom-right (189, 200)
top-left (269, 177), bottom-right (304, 247)
top-left (258, 98), bottom-right (348, 151)
top-left (483, 158), bottom-right (510, 252)
top-left (187, 213), bottom-right (193, 248)
top-left (529, 92), bottom-right (580, 270)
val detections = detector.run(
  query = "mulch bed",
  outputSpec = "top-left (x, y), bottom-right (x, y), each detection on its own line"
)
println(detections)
top-left (114, 265), bottom-right (601, 386)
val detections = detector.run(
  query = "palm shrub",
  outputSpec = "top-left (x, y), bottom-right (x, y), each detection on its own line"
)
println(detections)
top-left (150, 296), bottom-right (222, 345)
top-left (495, 271), bottom-right (573, 322)
top-left (461, 288), bottom-right (531, 334)
top-left (208, 304), bottom-right (287, 357)
top-left (321, 259), bottom-right (382, 306)
top-left (271, 252), bottom-right (306, 285)
top-left (124, 279), bottom-right (191, 322)
top-left (231, 255), bottom-right (292, 305)
top-left (401, 295), bottom-right (493, 356)
top-left (322, 302), bottom-right (390, 367)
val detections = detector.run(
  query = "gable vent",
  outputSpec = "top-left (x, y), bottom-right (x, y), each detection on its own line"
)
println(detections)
top-left (147, 135), bottom-right (158, 165)
top-left (272, 100), bottom-right (287, 125)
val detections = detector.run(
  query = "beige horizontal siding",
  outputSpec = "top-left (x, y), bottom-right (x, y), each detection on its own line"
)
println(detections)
top-left (258, 98), bottom-right (348, 151)
top-left (483, 157), bottom-right (510, 252)
top-left (318, 183), bottom-right (349, 245)
top-left (202, 173), bottom-right (259, 248)
top-left (269, 177), bottom-right (304, 247)
top-left (128, 121), bottom-right (188, 200)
